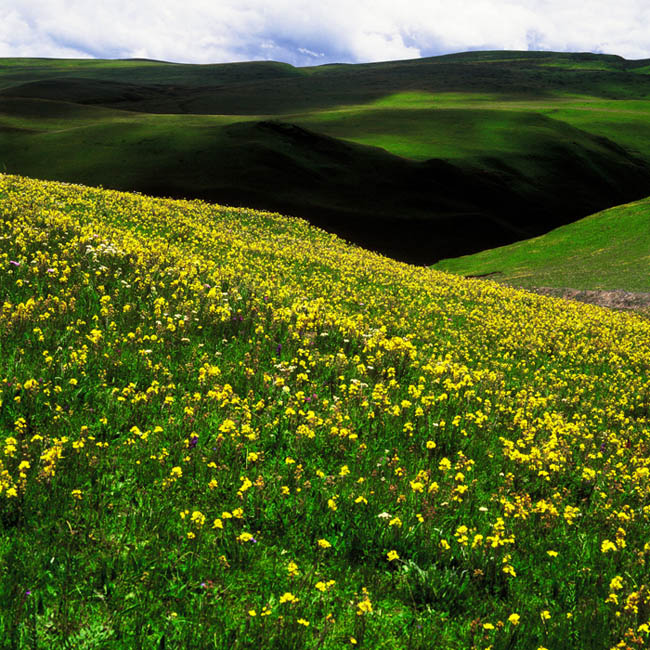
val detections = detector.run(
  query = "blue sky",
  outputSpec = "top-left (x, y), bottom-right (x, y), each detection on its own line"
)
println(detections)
top-left (1, 0), bottom-right (649, 65)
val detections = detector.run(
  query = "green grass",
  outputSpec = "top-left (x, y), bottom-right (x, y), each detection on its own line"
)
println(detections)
top-left (433, 196), bottom-right (650, 291)
top-left (290, 91), bottom-right (650, 161)
top-left (2, 51), bottom-right (650, 266)
top-left (1, 174), bottom-right (650, 649)
top-left (294, 102), bottom-right (646, 165)
top-left (0, 98), bottom-right (247, 190)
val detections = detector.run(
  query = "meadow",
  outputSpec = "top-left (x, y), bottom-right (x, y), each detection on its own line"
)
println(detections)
top-left (433, 196), bottom-right (650, 292)
top-left (2, 51), bottom-right (650, 263)
top-left (1, 174), bottom-right (649, 649)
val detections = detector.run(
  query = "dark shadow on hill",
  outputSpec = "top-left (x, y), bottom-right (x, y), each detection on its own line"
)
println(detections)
top-left (133, 120), bottom-right (650, 265)
top-left (3, 51), bottom-right (650, 264)
top-left (1, 78), bottom-right (178, 108)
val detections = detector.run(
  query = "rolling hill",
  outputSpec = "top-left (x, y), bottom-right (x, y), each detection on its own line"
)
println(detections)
top-left (2, 51), bottom-right (650, 263)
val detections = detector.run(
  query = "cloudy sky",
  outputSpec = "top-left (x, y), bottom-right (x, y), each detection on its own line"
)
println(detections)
top-left (1, 0), bottom-right (649, 66)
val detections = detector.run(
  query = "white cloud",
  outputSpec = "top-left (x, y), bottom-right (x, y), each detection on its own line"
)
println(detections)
top-left (0, 0), bottom-right (648, 65)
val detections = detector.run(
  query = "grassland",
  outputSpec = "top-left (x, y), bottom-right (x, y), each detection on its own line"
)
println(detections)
top-left (433, 196), bottom-right (650, 292)
top-left (1, 51), bottom-right (650, 263)
top-left (1, 174), bottom-right (649, 649)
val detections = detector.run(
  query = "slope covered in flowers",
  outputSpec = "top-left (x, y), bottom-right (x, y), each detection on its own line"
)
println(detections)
top-left (0, 174), bottom-right (649, 649)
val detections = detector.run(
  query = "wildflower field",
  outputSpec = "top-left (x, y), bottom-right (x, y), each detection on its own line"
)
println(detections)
top-left (0, 174), bottom-right (649, 649)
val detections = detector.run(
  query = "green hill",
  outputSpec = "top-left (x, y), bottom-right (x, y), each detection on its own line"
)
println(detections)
top-left (1, 174), bottom-right (650, 649)
top-left (2, 51), bottom-right (650, 264)
top-left (433, 196), bottom-right (650, 292)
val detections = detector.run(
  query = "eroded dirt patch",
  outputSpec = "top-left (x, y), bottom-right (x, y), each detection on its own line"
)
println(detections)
top-left (530, 287), bottom-right (650, 313)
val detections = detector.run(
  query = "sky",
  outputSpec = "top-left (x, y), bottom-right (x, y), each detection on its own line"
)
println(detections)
top-left (1, 0), bottom-right (649, 66)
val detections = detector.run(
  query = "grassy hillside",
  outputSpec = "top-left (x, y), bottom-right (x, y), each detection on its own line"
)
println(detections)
top-left (433, 196), bottom-right (650, 292)
top-left (2, 52), bottom-right (650, 114)
top-left (1, 174), bottom-right (649, 649)
top-left (2, 51), bottom-right (650, 263)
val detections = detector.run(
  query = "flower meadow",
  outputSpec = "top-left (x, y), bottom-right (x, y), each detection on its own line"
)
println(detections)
top-left (0, 174), bottom-right (649, 650)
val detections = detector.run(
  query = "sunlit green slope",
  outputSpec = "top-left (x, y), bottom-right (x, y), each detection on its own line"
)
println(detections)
top-left (433, 196), bottom-right (650, 292)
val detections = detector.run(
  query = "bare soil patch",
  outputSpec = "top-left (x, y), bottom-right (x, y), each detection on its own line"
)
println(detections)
top-left (530, 287), bottom-right (650, 313)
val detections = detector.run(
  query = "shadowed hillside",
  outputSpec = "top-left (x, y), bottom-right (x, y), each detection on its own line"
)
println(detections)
top-left (2, 52), bottom-right (650, 114)
top-left (1, 51), bottom-right (650, 262)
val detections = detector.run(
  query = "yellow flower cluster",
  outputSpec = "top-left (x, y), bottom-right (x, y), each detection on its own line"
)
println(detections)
top-left (1, 174), bottom-right (649, 646)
